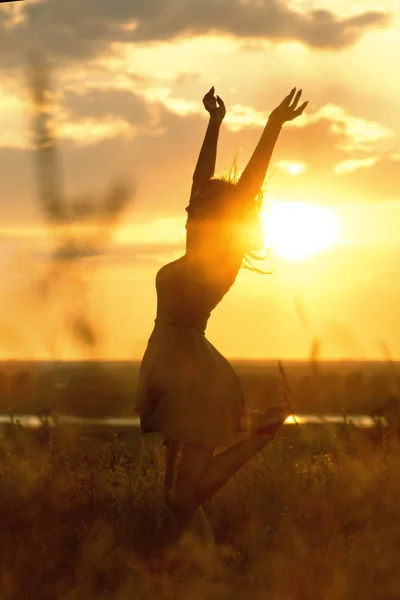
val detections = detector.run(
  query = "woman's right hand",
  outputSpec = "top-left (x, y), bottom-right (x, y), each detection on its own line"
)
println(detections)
top-left (269, 88), bottom-right (308, 125)
top-left (203, 86), bottom-right (226, 123)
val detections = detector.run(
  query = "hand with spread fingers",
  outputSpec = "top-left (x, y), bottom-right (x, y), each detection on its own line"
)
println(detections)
top-left (203, 86), bottom-right (226, 124)
top-left (269, 88), bottom-right (308, 125)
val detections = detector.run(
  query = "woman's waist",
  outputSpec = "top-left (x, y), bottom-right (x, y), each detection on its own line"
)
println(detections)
top-left (154, 314), bottom-right (208, 335)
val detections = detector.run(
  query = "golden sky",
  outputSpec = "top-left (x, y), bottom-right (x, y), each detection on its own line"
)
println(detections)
top-left (0, 0), bottom-right (399, 360)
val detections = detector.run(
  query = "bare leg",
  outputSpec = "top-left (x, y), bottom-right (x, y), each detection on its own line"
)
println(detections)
top-left (195, 433), bottom-right (271, 506)
top-left (164, 440), bottom-right (215, 540)
top-left (187, 506), bottom-right (216, 545)
top-left (194, 413), bottom-right (287, 505)
top-left (163, 406), bottom-right (286, 553)
top-left (164, 430), bottom-right (275, 540)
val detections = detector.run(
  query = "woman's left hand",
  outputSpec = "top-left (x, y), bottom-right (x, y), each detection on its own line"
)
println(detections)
top-left (269, 88), bottom-right (308, 125)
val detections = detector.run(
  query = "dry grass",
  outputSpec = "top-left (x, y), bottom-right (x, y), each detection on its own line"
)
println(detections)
top-left (0, 424), bottom-right (399, 599)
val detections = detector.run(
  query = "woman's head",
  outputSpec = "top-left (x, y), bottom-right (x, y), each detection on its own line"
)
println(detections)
top-left (186, 177), bottom-right (265, 255)
top-left (186, 179), bottom-right (236, 220)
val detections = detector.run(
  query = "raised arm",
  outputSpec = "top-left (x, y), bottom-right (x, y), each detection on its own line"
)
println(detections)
top-left (190, 87), bottom-right (226, 197)
top-left (236, 88), bottom-right (308, 205)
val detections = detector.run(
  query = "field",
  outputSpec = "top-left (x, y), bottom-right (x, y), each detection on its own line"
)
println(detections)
top-left (0, 360), bottom-right (399, 599)
top-left (0, 359), bottom-right (398, 417)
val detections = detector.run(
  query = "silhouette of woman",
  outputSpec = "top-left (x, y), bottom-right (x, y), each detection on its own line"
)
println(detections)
top-left (137, 86), bottom-right (308, 545)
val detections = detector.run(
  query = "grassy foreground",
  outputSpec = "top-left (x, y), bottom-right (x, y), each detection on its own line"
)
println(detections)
top-left (0, 425), bottom-right (399, 599)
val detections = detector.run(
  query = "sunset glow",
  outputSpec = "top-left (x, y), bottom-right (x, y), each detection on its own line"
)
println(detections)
top-left (0, 0), bottom-right (399, 360)
top-left (262, 201), bottom-right (342, 262)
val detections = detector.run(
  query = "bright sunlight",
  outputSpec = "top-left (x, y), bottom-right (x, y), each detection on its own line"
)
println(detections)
top-left (262, 200), bottom-right (341, 262)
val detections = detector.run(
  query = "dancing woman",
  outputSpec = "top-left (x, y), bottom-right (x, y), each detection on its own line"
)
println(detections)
top-left (137, 86), bottom-right (308, 543)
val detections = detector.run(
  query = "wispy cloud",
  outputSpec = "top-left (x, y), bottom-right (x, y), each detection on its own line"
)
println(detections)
top-left (58, 118), bottom-right (135, 147)
top-left (291, 104), bottom-right (394, 150)
top-left (334, 156), bottom-right (379, 175)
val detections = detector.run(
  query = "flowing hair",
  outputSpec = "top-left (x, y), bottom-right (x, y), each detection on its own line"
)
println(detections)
top-left (219, 152), bottom-right (274, 275)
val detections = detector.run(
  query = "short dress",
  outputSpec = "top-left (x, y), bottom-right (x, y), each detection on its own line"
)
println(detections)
top-left (136, 228), bottom-right (248, 447)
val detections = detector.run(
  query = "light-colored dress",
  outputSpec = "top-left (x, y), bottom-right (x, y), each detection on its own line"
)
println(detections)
top-left (136, 255), bottom-right (247, 447)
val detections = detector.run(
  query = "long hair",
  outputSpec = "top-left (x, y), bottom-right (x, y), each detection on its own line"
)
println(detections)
top-left (218, 153), bottom-right (274, 275)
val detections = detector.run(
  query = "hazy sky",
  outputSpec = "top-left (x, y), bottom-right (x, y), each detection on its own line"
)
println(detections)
top-left (0, 0), bottom-right (400, 360)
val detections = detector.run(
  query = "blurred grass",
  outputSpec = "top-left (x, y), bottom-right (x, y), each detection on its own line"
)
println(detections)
top-left (0, 424), bottom-right (399, 599)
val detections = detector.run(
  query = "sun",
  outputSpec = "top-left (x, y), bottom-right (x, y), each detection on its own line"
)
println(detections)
top-left (262, 200), bottom-right (341, 262)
